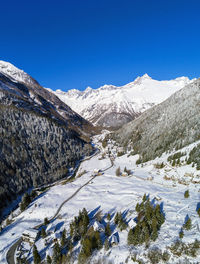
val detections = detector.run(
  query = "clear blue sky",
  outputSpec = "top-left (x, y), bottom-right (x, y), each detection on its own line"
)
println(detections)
top-left (1, 0), bottom-right (200, 91)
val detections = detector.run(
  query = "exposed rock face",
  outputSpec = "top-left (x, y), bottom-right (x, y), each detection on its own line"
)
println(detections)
top-left (0, 62), bottom-right (94, 216)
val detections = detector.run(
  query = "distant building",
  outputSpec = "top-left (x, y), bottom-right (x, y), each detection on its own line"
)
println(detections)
top-left (128, 219), bottom-right (137, 229)
top-left (147, 175), bottom-right (154, 181)
top-left (92, 221), bottom-right (105, 232)
top-left (22, 228), bottom-right (39, 245)
top-left (93, 169), bottom-right (102, 175)
top-left (110, 234), bottom-right (118, 246)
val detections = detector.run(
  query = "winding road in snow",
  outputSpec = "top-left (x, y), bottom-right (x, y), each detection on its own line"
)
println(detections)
top-left (6, 150), bottom-right (113, 264)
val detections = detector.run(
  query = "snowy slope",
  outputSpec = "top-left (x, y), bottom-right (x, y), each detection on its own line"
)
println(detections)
top-left (1, 136), bottom-right (200, 263)
top-left (0, 60), bottom-right (38, 86)
top-left (49, 74), bottom-right (194, 128)
top-left (0, 60), bottom-right (95, 136)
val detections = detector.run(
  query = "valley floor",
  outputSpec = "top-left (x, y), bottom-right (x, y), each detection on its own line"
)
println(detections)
top-left (1, 136), bottom-right (200, 263)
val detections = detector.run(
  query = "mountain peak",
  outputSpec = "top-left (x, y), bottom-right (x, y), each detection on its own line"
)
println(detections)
top-left (0, 60), bottom-right (38, 86)
top-left (141, 73), bottom-right (152, 79)
top-left (132, 73), bottom-right (152, 85)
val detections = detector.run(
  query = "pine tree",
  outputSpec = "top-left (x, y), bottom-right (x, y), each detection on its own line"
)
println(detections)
top-left (179, 229), bottom-right (184, 239)
top-left (184, 190), bottom-right (189, 198)
top-left (114, 212), bottom-right (119, 225)
top-left (44, 217), bottom-right (49, 226)
top-left (52, 242), bottom-right (61, 263)
top-left (135, 202), bottom-right (140, 213)
top-left (104, 238), bottom-right (110, 250)
top-left (105, 222), bottom-right (111, 237)
top-left (127, 229), bottom-right (134, 245)
top-left (142, 193), bottom-right (147, 202)
top-left (107, 213), bottom-right (111, 221)
top-left (46, 255), bottom-right (52, 264)
top-left (183, 217), bottom-right (192, 230)
top-left (151, 228), bottom-right (158, 241)
top-left (61, 228), bottom-right (66, 247)
top-left (33, 245), bottom-right (41, 264)
top-left (41, 228), bottom-right (46, 239)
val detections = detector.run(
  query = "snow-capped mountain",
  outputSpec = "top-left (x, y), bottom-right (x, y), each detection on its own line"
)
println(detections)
top-left (49, 74), bottom-right (194, 129)
top-left (0, 61), bottom-right (94, 219)
top-left (0, 60), bottom-right (38, 86)
top-left (0, 60), bottom-right (95, 136)
top-left (113, 77), bottom-right (200, 162)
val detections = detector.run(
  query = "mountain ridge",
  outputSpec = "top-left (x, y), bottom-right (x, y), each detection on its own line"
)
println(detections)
top-left (49, 74), bottom-right (194, 129)
top-left (112, 78), bottom-right (200, 162)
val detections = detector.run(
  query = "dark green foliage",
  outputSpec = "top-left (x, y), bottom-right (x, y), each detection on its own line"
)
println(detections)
top-left (197, 207), bottom-right (200, 217)
top-left (154, 162), bottom-right (164, 169)
top-left (169, 239), bottom-right (200, 257)
top-left (105, 222), bottom-right (111, 237)
top-left (20, 193), bottom-right (31, 212)
top-left (33, 245), bottom-right (41, 264)
top-left (104, 238), bottom-right (110, 251)
top-left (46, 255), bottom-right (52, 264)
top-left (179, 229), bottom-right (184, 239)
top-left (114, 212), bottom-right (119, 225)
top-left (114, 211), bottom-right (127, 230)
top-left (52, 242), bottom-right (62, 263)
top-left (0, 100), bottom-right (92, 217)
top-left (167, 152), bottom-right (185, 163)
top-left (44, 217), bottom-right (49, 226)
top-left (136, 157), bottom-right (143, 165)
top-left (147, 248), bottom-right (162, 264)
top-left (162, 250), bottom-right (170, 262)
top-left (79, 230), bottom-right (102, 263)
top-left (41, 227), bottom-right (46, 238)
top-left (107, 213), bottom-right (111, 221)
top-left (61, 228), bottom-right (67, 247)
top-left (183, 217), bottom-right (192, 230)
top-left (102, 138), bottom-right (107, 148)
top-left (187, 144), bottom-right (200, 170)
top-left (184, 190), bottom-right (189, 198)
top-left (70, 208), bottom-right (89, 242)
top-left (128, 196), bottom-right (165, 246)
top-left (172, 160), bottom-right (176, 167)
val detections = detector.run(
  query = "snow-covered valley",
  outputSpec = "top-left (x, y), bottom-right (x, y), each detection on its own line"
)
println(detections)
top-left (1, 134), bottom-right (200, 264)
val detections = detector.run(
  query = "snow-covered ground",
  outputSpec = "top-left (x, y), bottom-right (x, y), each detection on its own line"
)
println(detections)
top-left (1, 137), bottom-right (200, 263)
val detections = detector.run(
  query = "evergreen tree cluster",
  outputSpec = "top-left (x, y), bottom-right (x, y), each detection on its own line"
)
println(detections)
top-left (70, 208), bottom-right (89, 242)
top-left (33, 245), bottom-right (41, 264)
top-left (20, 190), bottom-right (37, 212)
top-left (78, 229), bottom-right (102, 263)
top-left (167, 151), bottom-right (185, 163)
top-left (128, 194), bottom-right (165, 246)
top-left (187, 144), bottom-right (200, 170)
top-left (114, 212), bottom-right (127, 231)
top-left (183, 216), bottom-right (192, 230)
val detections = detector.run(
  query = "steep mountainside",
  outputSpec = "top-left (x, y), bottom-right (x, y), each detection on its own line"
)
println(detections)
top-left (0, 61), bottom-right (94, 217)
top-left (0, 61), bottom-right (95, 138)
top-left (49, 74), bottom-right (193, 129)
top-left (112, 78), bottom-right (200, 162)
